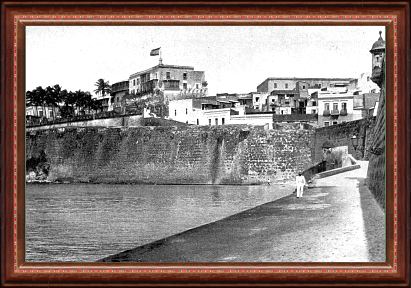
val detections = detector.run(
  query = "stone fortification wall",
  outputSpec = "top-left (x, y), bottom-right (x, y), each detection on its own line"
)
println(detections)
top-left (26, 125), bottom-right (314, 185)
top-left (312, 118), bottom-right (375, 163)
top-left (366, 87), bottom-right (385, 209)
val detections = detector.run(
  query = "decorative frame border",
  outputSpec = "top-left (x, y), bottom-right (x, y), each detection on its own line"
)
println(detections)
top-left (2, 2), bottom-right (409, 287)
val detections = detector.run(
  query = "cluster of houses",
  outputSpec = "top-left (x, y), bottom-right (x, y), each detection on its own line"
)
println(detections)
top-left (26, 32), bottom-right (385, 129)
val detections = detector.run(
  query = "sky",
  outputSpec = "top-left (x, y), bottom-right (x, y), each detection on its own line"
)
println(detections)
top-left (26, 25), bottom-right (385, 96)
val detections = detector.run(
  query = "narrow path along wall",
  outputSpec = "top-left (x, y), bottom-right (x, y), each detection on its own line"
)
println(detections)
top-left (26, 125), bottom-right (314, 185)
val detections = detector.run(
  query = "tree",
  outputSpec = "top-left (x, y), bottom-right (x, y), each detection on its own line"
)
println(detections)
top-left (26, 86), bottom-right (47, 118)
top-left (44, 85), bottom-right (62, 120)
top-left (26, 90), bottom-right (40, 117)
top-left (94, 79), bottom-right (111, 98)
top-left (59, 89), bottom-right (76, 118)
top-left (89, 98), bottom-right (103, 114)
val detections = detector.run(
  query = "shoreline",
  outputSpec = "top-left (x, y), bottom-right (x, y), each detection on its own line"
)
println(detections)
top-left (98, 187), bottom-right (296, 263)
top-left (98, 166), bottom-right (384, 263)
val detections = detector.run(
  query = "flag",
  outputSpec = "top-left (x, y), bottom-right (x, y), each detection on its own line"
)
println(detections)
top-left (150, 47), bottom-right (161, 56)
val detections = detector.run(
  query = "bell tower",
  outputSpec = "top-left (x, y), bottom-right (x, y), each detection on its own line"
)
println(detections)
top-left (369, 31), bottom-right (385, 87)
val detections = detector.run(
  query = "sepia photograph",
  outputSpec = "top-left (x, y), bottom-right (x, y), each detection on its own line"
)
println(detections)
top-left (25, 25), bottom-right (386, 263)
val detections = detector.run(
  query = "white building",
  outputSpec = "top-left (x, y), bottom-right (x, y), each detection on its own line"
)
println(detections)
top-left (317, 87), bottom-right (362, 127)
top-left (356, 72), bottom-right (380, 94)
top-left (92, 91), bottom-right (113, 112)
top-left (168, 97), bottom-right (274, 129)
top-left (251, 92), bottom-right (270, 110)
top-left (26, 106), bottom-right (57, 119)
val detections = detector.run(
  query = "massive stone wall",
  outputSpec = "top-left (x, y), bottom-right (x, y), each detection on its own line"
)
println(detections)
top-left (26, 125), bottom-right (314, 185)
top-left (366, 87), bottom-right (385, 209)
top-left (312, 118), bottom-right (375, 163)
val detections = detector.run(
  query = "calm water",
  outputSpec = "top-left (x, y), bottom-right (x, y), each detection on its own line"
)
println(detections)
top-left (26, 184), bottom-right (292, 262)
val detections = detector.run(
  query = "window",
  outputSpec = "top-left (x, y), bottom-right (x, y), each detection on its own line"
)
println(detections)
top-left (274, 83), bottom-right (277, 88)
top-left (285, 83), bottom-right (289, 89)
top-left (215, 118), bottom-right (218, 125)
top-left (183, 73), bottom-right (187, 80)
top-left (49, 111), bottom-right (54, 118)
top-left (183, 83), bottom-right (187, 89)
top-left (222, 118), bottom-right (225, 125)
top-left (196, 84), bottom-right (199, 89)
top-left (302, 85), bottom-right (306, 89)
top-left (39, 111), bottom-right (43, 117)
top-left (255, 97), bottom-right (260, 102)
top-left (333, 103), bottom-right (338, 111)
top-left (174, 110), bottom-right (177, 116)
top-left (197, 119), bottom-right (199, 125)
top-left (325, 103), bottom-right (330, 111)
top-left (312, 110), bottom-right (316, 114)
top-left (272, 99), bottom-right (275, 102)
top-left (342, 102), bottom-right (347, 110)
top-left (209, 119), bottom-right (212, 125)
top-left (324, 121), bottom-right (330, 127)
top-left (166, 72), bottom-right (171, 79)
top-left (185, 108), bottom-right (188, 115)
top-left (285, 101), bottom-right (290, 105)
top-left (312, 101), bottom-right (317, 106)
top-left (333, 121), bottom-right (338, 125)
top-left (133, 79), bottom-right (136, 86)
top-left (281, 110), bottom-right (284, 115)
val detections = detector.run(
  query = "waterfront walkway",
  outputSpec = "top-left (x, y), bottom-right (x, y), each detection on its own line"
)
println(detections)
top-left (101, 161), bottom-right (385, 262)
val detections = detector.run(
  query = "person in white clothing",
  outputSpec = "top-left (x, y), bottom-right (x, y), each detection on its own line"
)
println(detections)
top-left (295, 172), bottom-right (307, 198)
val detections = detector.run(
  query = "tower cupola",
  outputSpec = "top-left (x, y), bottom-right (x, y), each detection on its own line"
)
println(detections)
top-left (370, 31), bottom-right (385, 87)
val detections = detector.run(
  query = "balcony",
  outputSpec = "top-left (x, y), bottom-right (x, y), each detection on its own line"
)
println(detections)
top-left (111, 81), bottom-right (129, 93)
top-left (163, 79), bottom-right (180, 91)
top-left (340, 109), bottom-right (348, 116)
top-left (331, 109), bottom-right (340, 116)
top-left (323, 110), bottom-right (330, 116)
top-left (141, 79), bottom-right (158, 93)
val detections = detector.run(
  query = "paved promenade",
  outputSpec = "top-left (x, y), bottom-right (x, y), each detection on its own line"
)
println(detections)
top-left (101, 161), bottom-right (385, 262)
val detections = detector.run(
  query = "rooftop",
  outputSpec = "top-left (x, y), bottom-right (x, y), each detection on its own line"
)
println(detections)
top-left (370, 31), bottom-right (385, 52)
top-left (260, 77), bottom-right (355, 82)
top-left (129, 64), bottom-right (196, 79)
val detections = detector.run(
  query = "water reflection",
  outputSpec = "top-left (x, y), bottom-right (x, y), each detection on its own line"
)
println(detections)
top-left (211, 186), bottom-right (222, 206)
top-left (26, 184), bottom-right (292, 262)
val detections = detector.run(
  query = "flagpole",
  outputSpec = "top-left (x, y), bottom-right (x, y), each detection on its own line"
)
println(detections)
top-left (159, 48), bottom-right (163, 65)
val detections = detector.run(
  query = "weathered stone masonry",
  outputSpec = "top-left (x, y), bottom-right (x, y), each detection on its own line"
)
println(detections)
top-left (366, 86), bottom-right (385, 209)
top-left (312, 118), bottom-right (376, 163)
top-left (26, 125), bottom-right (314, 185)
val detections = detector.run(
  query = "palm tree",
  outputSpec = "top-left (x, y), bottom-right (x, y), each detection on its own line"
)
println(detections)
top-left (94, 79), bottom-right (111, 98)
top-left (51, 84), bottom-right (62, 119)
top-left (31, 86), bottom-right (47, 118)
top-left (59, 89), bottom-right (76, 118)
top-left (44, 85), bottom-right (62, 120)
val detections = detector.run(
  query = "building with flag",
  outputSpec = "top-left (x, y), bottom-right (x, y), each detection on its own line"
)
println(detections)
top-left (128, 62), bottom-right (207, 101)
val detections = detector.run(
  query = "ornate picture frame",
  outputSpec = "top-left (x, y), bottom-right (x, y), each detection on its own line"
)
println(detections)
top-left (1, 1), bottom-right (409, 287)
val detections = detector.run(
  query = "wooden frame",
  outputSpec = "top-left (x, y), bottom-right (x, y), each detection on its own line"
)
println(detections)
top-left (1, 1), bottom-right (409, 287)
